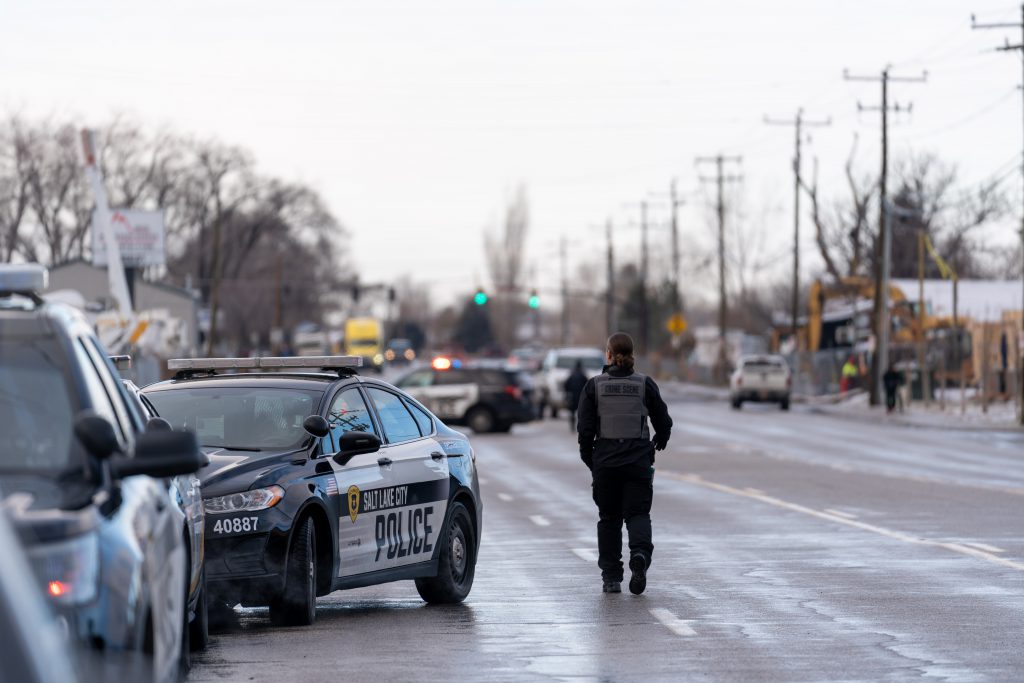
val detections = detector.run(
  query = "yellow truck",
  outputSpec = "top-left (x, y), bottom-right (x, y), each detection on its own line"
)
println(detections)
top-left (344, 317), bottom-right (384, 372)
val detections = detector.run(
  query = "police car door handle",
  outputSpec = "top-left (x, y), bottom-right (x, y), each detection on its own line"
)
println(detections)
top-left (430, 451), bottom-right (445, 461)
top-left (377, 457), bottom-right (392, 467)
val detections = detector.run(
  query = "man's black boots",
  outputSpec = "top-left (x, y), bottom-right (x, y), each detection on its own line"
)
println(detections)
top-left (628, 554), bottom-right (647, 595)
top-left (602, 579), bottom-right (621, 593)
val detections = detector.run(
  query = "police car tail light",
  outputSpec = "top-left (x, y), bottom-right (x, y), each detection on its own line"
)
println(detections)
top-left (503, 384), bottom-right (522, 400)
top-left (28, 533), bottom-right (99, 606)
top-left (432, 357), bottom-right (452, 371)
top-left (205, 485), bottom-right (284, 514)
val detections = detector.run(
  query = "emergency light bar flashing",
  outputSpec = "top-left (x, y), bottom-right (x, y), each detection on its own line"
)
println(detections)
top-left (167, 356), bottom-right (364, 372)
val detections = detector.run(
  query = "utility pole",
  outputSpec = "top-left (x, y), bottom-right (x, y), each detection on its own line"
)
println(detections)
top-left (697, 154), bottom-right (742, 383)
top-left (844, 66), bottom-right (927, 406)
top-left (972, 5), bottom-right (1024, 424)
top-left (764, 108), bottom-right (831, 348)
top-left (640, 200), bottom-right (649, 356)
top-left (560, 235), bottom-right (569, 346)
top-left (605, 218), bottom-right (616, 335)
top-left (669, 179), bottom-right (685, 314)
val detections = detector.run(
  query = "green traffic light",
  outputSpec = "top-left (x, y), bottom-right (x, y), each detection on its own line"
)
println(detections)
top-left (528, 295), bottom-right (540, 309)
top-left (474, 291), bottom-right (488, 305)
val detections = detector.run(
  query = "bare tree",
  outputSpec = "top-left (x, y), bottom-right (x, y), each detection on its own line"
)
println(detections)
top-left (483, 184), bottom-right (529, 348)
top-left (0, 117), bottom-right (33, 262)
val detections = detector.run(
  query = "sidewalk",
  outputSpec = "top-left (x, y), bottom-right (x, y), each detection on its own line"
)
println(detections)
top-left (804, 390), bottom-right (1022, 432)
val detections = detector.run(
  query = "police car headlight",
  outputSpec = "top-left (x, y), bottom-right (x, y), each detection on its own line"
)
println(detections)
top-left (205, 486), bottom-right (284, 514)
top-left (373, 353), bottom-right (384, 366)
top-left (28, 533), bottom-right (99, 606)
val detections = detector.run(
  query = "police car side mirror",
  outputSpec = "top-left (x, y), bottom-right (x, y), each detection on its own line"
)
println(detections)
top-left (333, 431), bottom-right (381, 466)
top-left (113, 429), bottom-right (207, 479)
top-left (74, 412), bottom-right (121, 460)
top-left (303, 415), bottom-right (330, 438)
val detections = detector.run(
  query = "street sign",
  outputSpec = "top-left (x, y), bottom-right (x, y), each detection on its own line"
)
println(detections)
top-left (667, 313), bottom-right (687, 335)
top-left (92, 208), bottom-right (166, 268)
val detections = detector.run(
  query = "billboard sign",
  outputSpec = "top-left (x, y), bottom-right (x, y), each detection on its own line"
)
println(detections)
top-left (92, 209), bottom-right (166, 268)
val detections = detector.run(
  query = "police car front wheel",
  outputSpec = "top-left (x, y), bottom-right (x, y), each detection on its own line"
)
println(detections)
top-left (415, 502), bottom-right (475, 604)
top-left (270, 517), bottom-right (317, 626)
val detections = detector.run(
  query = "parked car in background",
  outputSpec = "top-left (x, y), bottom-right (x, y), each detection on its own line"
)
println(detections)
top-left (506, 346), bottom-right (545, 373)
top-left (0, 264), bottom-right (207, 683)
top-left (384, 337), bottom-right (416, 364)
top-left (730, 354), bottom-right (792, 410)
top-left (396, 361), bottom-right (535, 433)
top-left (535, 347), bottom-right (606, 418)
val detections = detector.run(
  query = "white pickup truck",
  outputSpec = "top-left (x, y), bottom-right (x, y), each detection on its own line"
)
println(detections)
top-left (729, 355), bottom-right (792, 410)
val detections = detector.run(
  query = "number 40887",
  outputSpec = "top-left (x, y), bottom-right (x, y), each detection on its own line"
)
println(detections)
top-left (213, 517), bottom-right (259, 534)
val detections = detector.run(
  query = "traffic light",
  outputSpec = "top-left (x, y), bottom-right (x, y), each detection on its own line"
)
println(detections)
top-left (473, 290), bottom-right (488, 306)
top-left (528, 291), bottom-right (540, 309)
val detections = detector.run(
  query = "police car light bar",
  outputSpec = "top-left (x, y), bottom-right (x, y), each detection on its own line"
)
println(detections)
top-left (167, 356), bottom-right (363, 372)
top-left (258, 356), bottom-right (363, 369)
top-left (0, 264), bottom-right (48, 294)
top-left (167, 358), bottom-right (259, 371)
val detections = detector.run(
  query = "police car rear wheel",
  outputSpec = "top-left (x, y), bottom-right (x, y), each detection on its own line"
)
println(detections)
top-left (270, 517), bottom-right (317, 626)
top-left (467, 406), bottom-right (495, 433)
top-left (415, 502), bottom-right (475, 604)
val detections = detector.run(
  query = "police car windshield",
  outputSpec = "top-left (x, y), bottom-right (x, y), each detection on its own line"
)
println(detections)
top-left (146, 387), bottom-right (323, 451)
top-left (0, 337), bottom-right (81, 473)
top-left (557, 356), bottom-right (604, 370)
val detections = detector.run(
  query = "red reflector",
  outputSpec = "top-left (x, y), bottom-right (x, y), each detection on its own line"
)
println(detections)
top-left (504, 385), bottom-right (522, 400)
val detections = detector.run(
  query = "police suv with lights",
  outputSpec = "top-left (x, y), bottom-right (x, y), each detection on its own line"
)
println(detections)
top-left (141, 356), bottom-right (482, 626)
top-left (0, 265), bottom-right (206, 683)
top-left (394, 360), bottom-right (535, 433)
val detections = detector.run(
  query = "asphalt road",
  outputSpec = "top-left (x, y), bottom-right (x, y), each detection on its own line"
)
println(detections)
top-left (189, 389), bottom-right (1024, 682)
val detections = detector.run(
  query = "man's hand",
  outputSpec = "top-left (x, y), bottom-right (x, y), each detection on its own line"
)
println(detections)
top-left (652, 434), bottom-right (668, 451)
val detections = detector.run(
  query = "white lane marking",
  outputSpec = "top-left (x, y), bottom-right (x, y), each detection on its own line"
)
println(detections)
top-left (964, 541), bottom-right (1006, 554)
top-left (824, 508), bottom-right (858, 519)
top-left (529, 515), bottom-right (551, 527)
top-left (497, 493), bottom-right (514, 502)
top-left (744, 487), bottom-right (765, 495)
top-left (572, 548), bottom-right (598, 562)
top-left (661, 471), bottom-right (1024, 572)
top-left (650, 608), bottom-right (697, 637)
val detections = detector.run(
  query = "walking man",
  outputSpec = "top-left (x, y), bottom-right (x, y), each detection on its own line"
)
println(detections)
top-left (563, 360), bottom-right (588, 433)
top-left (577, 332), bottom-right (672, 595)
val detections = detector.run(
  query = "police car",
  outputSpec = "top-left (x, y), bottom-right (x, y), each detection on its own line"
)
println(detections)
top-left (141, 356), bottom-right (481, 626)
top-left (394, 359), bottom-right (535, 433)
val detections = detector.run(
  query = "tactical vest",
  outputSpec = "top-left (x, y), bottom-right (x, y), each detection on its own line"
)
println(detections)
top-left (594, 371), bottom-right (650, 440)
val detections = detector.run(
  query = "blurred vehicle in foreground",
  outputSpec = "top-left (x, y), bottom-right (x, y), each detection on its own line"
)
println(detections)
top-left (121, 371), bottom-right (210, 655)
top-left (142, 356), bottom-right (481, 627)
top-left (0, 509), bottom-right (79, 683)
top-left (384, 337), bottom-right (416, 364)
top-left (0, 264), bottom-right (206, 683)
top-left (730, 354), bottom-right (792, 410)
top-left (396, 360), bottom-right (535, 433)
top-left (536, 347), bottom-right (605, 418)
top-left (345, 317), bottom-right (384, 371)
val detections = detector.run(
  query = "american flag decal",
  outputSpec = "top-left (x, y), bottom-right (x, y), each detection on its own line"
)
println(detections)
top-left (325, 476), bottom-right (339, 496)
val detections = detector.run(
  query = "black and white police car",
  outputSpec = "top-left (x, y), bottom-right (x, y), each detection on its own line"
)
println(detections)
top-left (394, 359), bottom-right (535, 433)
top-left (141, 356), bottom-right (482, 626)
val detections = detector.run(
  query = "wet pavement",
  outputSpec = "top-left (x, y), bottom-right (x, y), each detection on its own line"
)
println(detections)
top-left (189, 391), bottom-right (1024, 682)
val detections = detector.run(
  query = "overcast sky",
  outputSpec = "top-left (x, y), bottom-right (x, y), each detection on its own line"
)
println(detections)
top-left (3, 0), bottom-right (1022, 309)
